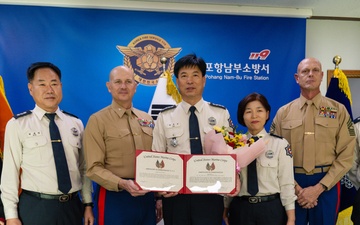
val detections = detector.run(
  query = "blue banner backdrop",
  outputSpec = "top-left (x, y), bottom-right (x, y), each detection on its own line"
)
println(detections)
top-left (0, 4), bottom-right (306, 131)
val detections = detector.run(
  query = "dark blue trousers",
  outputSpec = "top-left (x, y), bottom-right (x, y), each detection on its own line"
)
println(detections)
top-left (97, 186), bottom-right (156, 225)
top-left (294, 172), bottom-right (340, 225)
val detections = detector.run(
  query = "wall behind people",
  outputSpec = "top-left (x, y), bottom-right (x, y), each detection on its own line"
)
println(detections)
top-left (306, 19), bottom-right (360, 117)
top-left (0, 4), bottom-right (305, 131)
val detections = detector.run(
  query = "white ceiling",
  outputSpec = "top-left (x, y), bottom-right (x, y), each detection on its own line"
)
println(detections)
top-left (138, 0), bottom-right (360, 19)
top-left (0, 0), bottom-right (359, 19)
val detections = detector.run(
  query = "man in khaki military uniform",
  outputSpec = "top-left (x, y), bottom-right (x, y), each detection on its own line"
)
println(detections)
top-left (270, 58), bottom-right (355, 225)
top-left (83, 66), bottom-right (161, 225)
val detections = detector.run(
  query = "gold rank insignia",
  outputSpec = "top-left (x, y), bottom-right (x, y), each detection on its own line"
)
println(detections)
top-left (347, 118), bottom-right (355, 136)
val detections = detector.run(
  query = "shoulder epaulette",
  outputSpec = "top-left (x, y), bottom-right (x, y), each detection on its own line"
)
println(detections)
top-left (161, 105), bottom-right (176, 112)
top-left (62, 110), bottom-right (78, 118)
top-left (354, 116), bottom-right (360, 124)
top-left (270, 133), bottom-right (283, 139)
top-left (209, 102), bottom-right (226, 109)
top-left (14, 110), bottom-right (32, 119)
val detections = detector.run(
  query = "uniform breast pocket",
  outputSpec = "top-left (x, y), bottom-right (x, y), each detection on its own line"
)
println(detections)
top-left (164, 122), bottom-right (183, 139)
top-left (67, 136), bottom-right (82, 157)
top-left (259, 157), bottom-right (278, 182)
top-left (106, 128), bottom-right (134, 155)
top-left (315, 118), bottom-right (338, 143)
top-left (141, 126), bottom-right (153, 147)
top-left (68, 136), bottom-right (82, 149)
top-left (141, 126), bottom-right (153, 137)
top-left (281, 120), bottom-right (303, 144)
top-left (22, 136), bottom-right (50, 167)
top-left (107, 128), bottom-right (131, 140)
top-left (164, 125), bottom-right (185, 152)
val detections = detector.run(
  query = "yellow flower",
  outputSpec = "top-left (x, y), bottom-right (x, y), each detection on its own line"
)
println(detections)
top-left (213, 126), bottom-right (247, 149)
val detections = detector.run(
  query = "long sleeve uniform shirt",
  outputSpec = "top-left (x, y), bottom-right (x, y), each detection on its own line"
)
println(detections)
top-left (270, 93), bottom-right (355, 190)
top-left (83, 101), bottom-right (153, 191)
top-left (0, 105), bottom-right (92, 219)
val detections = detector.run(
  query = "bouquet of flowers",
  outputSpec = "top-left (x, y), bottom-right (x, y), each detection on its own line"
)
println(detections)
top-left (204, 126), bottom-right (266, 169)
top-left (213, 126), bottom-right (247, 149)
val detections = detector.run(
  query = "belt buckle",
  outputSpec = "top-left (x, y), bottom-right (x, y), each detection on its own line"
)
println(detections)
top-left (59, 194), bottom-right (70, 202)
top-left (305, 169), bottom-right (314, 175)
top-left (248, 197), bottom-right (259, 203)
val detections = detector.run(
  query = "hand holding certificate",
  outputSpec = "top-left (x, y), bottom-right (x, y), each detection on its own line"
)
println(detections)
top-left (135, 150), bottom-right (237, 194)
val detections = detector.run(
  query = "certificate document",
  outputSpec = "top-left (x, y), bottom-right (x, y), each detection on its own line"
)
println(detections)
top-left (135, 150), bottom-right (236, 194)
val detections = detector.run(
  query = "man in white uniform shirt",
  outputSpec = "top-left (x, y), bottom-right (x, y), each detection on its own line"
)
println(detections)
top-left (0, 62), bottom-right (93, 225)
top-left (152, 54), bottom-right (238, 225)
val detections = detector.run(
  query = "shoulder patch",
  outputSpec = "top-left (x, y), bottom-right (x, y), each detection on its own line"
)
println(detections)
top-left (161, 105), bottom-right (176, 112)
top-left (354, 116), bottom-right (360, 124)
top-left (14, 110), bottom-right (32, 119)
top-left (209, 102), bottom-right (226, 109)
top-left (62, 110), bottom-right (78, 118)
top-left (270, 133), bottom-right (283, 139)
top-left (285, 144), bottom-right (292, 158)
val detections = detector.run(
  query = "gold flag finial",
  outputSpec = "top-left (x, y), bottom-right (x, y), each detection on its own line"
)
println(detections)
top-left (331, 55), bottom-right (352, 105)
top-left (333, 55), bottom-right (342, 69)
top-left (159, 56), bottom-right (182, 104)
top-left (160, 57), bottom-right (167, 78)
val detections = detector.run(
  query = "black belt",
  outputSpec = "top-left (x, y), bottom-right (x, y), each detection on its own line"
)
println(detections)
top-left (22, 190), bottom-right (78, 202)
top-left (239, 193), bottom-right (280, 204)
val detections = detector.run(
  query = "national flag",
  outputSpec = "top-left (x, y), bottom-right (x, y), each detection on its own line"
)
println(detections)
top-left (325, 68), bottom-right (356, 225)
top-left (326, 68), bottom-right (353, 120)
top-left (0, 75), bottom-right (13, 158)
top-left (148, 70), bottom-right (181, 120)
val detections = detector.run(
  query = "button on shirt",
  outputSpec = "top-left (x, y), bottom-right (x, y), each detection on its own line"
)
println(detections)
top-left (83, 101), bottom-right (153, 191)
top-left (271, 93), bottom-right (355, 189)
top-left (152, 99), bottom-right (231, 154)
top-left (1, 105), bottom-right (92, 219)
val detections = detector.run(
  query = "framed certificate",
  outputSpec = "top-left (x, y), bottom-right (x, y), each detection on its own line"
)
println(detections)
top-left (135, 150), bottom-right (236, 194)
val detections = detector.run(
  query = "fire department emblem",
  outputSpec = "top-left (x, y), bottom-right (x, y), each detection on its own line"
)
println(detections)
top-left (117, 34), bottom-right (181, 86)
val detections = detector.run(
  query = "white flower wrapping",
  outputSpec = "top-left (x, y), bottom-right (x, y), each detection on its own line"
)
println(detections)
top-left (204, 129), bottom-right (266, 169)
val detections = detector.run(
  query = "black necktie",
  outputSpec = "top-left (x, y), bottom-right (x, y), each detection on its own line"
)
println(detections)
top-left (189, 106), bottom-right (202, 154)
top-left (247, 136), bottom-right (259, 196)
top-left (45, 113), bottom-right (72, 194)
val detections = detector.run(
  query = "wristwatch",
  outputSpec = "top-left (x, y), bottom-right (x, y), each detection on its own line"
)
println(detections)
top-left (84, 202), bottom-right (94, 208)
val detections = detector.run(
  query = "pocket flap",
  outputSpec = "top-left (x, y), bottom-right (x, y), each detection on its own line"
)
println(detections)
top-left (315, 117), bottom-right (338, 128)
top-left (281, 120), bottom-right (302, 130)
top-left (23, 136), bottom-right (47, 148)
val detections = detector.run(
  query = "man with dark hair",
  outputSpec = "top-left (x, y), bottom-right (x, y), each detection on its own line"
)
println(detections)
top-left (152, 54), bottom-right (238, 225)
top-left (1, 62), bottom-right (94, 225)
